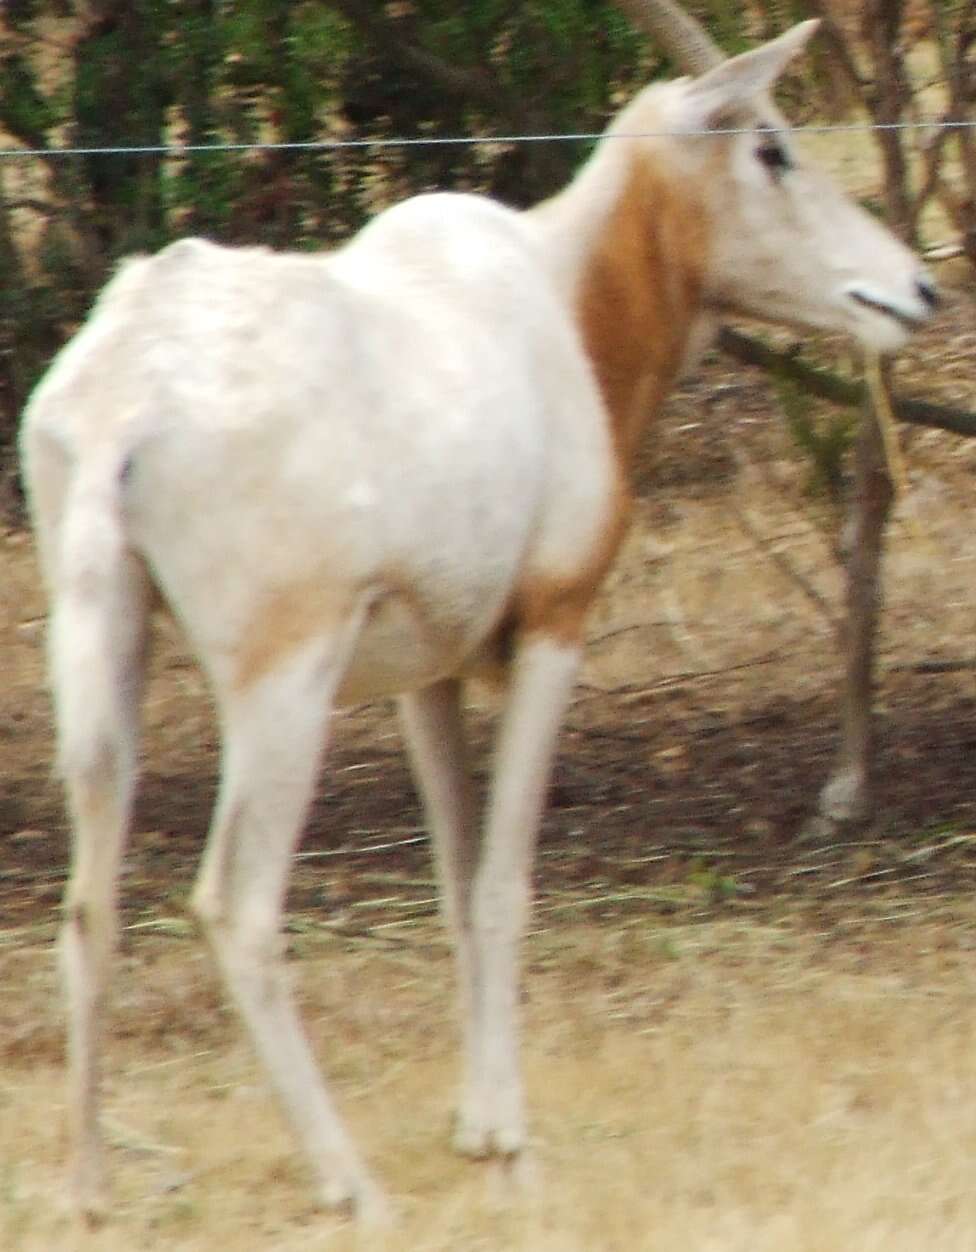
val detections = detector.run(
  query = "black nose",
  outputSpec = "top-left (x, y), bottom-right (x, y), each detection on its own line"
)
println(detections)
top-left (917, 276), bottom-right (939, 310)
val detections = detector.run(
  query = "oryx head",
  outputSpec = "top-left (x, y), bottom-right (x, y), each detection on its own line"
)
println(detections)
top-left (616, 2), bottom-right (937, 352)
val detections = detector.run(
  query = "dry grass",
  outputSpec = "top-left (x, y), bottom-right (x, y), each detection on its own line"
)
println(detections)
top-left (4, 909), bottom-right (976, 1251)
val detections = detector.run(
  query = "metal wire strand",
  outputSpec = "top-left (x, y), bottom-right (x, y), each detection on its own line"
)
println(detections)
top-left (0, 118), bottom-right (973, 161)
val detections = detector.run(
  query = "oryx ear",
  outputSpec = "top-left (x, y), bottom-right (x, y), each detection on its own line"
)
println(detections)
top-left (682, 20), bottom-right (820, 128)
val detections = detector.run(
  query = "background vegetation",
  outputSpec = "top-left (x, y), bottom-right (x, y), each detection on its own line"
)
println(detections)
top-left (0, 1), bottom-right (972, 484)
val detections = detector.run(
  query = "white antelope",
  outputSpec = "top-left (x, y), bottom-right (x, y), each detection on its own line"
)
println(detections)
top-left (20, 13), bottom-right (935, 1226)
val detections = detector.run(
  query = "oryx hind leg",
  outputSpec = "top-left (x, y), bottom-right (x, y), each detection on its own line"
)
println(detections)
top-left (190, 595), bottom-right (389, 1224)
top-left (398, 679), bottom-right (482, 1135)
top-left (53, 541), bottom-right (152, 1222)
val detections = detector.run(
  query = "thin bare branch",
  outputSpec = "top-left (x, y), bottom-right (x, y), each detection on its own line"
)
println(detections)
top-left (329, 0), bottom-right (505, 110)
top-left (718, 327), bottom-right (976, 439)
top-left (802, 1), bottom-right (867, 92)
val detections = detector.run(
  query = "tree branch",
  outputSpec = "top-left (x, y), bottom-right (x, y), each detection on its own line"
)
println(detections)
top-left (801, 1), bottom-right (868, 94)
top-left (329, 0), bottom-right (506, 110)
top-left (717, 326), bottom-right (976, 438)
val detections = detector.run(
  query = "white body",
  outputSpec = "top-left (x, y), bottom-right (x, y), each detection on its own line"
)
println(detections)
top-left (20, 22), bottom-right (934, 1223)
top-left (44, 211), bottom-right (615, 704)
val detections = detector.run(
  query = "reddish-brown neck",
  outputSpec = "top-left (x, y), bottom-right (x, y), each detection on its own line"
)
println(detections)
top-left (576, 153), bottom-right (710, 469)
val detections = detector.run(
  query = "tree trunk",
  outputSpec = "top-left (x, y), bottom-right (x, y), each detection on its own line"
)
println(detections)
top-left (813, 371), bottom-right (894, 832)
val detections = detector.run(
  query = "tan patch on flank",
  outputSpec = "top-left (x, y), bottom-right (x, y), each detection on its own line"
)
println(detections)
top-left (233, 579), bottom-right (357, 693)
top-left (513, 468), bottom-right (634, 645)
top-left (576, 150), bottom-right (712, 467)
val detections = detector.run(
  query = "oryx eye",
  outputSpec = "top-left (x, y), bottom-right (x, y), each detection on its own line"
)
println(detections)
top-left (756, 138), bottom-right (792, 175)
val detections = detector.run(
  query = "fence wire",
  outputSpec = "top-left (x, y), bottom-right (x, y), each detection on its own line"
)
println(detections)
top-left (0, 117), bottom-right (974, 161)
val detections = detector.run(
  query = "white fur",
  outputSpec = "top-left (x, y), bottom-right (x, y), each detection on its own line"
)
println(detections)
top-left (19, 22), bottom-right (933, 1224)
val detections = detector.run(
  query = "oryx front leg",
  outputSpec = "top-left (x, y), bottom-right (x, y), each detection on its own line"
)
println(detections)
top-left (454, 634), bottom-right (581, 1161)
top-left (191, 613), bottom-right (388, 1225)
